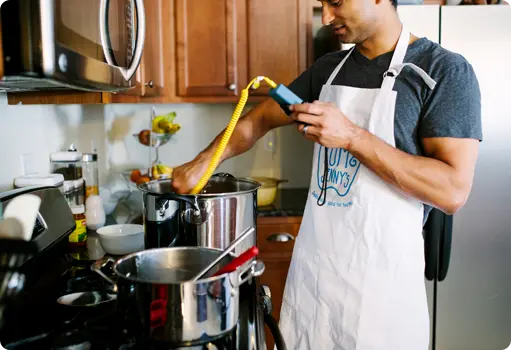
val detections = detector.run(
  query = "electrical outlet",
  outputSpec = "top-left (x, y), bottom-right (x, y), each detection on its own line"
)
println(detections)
top-left (20, 153), bottom-right (37, 175)
top-left (263, 130), bottom-right (276, 153)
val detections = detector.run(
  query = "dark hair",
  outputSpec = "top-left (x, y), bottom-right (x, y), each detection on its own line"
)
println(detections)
top-left (391, 0), bottom-right (398, 8)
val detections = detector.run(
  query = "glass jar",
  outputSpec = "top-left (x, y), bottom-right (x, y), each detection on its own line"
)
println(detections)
top-left (50, 145), bottom-right (84, 208)
top-left (82, 153), bottom-right (99, 200)
top-left (50, 148), bottom-right (82, 181)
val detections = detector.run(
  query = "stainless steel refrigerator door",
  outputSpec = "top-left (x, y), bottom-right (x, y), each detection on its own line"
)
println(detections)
top-left (435, 6), bottom-right (511, 350)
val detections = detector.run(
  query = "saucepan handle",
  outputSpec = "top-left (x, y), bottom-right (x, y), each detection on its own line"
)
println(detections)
top-left (91, 256), bottom-right (118, 293)
top-left (237, 260), bottom-right (265, 286)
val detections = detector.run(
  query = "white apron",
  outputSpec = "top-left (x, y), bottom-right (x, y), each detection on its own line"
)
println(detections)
top-left (278, 27), bottom-right (437, 350)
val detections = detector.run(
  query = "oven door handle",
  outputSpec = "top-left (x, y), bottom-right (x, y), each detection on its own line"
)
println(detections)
top-left (99, 0), bottom-right (146, 81)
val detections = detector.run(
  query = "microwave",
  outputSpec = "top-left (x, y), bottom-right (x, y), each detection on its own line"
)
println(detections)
top-left (0, 0), bottom-right (145, 92)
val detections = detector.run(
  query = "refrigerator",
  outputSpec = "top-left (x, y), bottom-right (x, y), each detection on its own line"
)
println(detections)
top-left (423, 6), bottom-right (511, 350)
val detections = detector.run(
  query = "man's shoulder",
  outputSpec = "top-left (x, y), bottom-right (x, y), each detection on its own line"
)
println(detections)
top-left (408, 38), bottom-right (475, 80)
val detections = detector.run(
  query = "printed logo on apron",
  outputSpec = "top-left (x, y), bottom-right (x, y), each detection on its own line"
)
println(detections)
top-left (313, 146), bottom-right (360, 205)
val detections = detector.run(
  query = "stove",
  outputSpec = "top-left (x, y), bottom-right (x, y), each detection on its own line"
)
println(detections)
top-left (0, 186), bottom-right (282, 350)
top-left (2, 266), bottom-right (265, 349)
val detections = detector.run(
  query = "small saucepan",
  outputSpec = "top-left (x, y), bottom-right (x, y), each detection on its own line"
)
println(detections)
top-left (91, 246), bottom-right (265, 346)
top-left (243, 177), bottom-right (288, 207)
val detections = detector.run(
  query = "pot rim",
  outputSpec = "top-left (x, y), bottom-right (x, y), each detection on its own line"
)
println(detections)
top-left (137, 177), bottom-right (261, 198)
top-left (112, 246), bottom-right (240, 285)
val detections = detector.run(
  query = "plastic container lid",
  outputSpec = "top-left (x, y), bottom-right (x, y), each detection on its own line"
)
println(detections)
top-left (50, 151), bottom-right (83, 162)
top-left (14, 174), bottom-right (65, 188)
top-left (71, 205), bottom-right (85, 215)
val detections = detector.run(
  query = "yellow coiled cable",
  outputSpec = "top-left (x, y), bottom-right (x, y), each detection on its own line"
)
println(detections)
top-left (189, 76), bottom-right (278, 194)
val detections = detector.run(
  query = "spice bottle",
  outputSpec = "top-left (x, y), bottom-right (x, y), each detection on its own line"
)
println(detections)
top-left (69, 205), bottom-right (87, 246)
top-left (82, 153), bottom-right (99, 200)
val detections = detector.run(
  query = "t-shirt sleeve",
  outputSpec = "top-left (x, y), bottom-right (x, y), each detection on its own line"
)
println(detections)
top-left (288, 66), bottom-right (315, 102)
top-left (419, 61), bottom-right (483, 141)
top-left (272, 67), bottom-right (315, 116)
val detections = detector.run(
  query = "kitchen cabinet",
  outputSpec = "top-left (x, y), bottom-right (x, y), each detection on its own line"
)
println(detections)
top-left (257, 216), bottom-right (301, 350)
top-left (174, 0), bottom-right (240, 98)
top-left (244, 0), bottom-right (307, 96)
top-left (168, 0), bottom-right (307, 102)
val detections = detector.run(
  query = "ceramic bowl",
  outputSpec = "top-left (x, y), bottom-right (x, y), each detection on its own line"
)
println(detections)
top-left (96, 224), bottom-right (144, 256)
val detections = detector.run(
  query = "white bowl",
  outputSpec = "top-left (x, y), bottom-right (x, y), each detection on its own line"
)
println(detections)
top-left (96, 224), bottom-right (144, 255)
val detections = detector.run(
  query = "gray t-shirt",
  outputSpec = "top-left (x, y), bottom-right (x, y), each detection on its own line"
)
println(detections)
top-left (287, 37), bottom-right (483, 223)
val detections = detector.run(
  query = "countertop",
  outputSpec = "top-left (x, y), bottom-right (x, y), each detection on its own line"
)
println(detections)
top-left (257, 188), bottom-right (308, 217)
top-left (70, 189), bottom-right (308, 261)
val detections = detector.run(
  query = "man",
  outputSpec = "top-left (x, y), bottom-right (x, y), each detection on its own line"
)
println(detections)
top-left (172, 0), bottom-right (482, 348)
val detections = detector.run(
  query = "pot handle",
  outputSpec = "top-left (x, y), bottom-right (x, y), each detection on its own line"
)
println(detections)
top-left (238, 260), bottom-right (265, 286)
top-left (212, 172), bottom-right (236, 179)
top-left (157, 193), bottom-right (200, 211)
top-left (91, 257), bottom-right (118, 293)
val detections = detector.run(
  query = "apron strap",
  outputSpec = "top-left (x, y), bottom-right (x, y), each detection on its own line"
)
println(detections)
top-left (380, 27), bottom-right (437, 92)
top-left (325, 47), bottom-right (355, 86)
top-left (389, 26), bottom-right (410, 68)
top-left (385, 63), bottom-right (437, 90)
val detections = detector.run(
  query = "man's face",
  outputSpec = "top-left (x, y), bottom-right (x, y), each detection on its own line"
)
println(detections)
top-left (319, 0), bottom-right (380, 44)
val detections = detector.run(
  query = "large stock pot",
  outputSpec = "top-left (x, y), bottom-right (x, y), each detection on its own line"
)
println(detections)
top-left (137, 173), bottom-right (260, 256)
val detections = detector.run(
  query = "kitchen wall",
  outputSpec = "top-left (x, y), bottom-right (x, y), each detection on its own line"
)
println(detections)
top-left (0, 93), bottom-right (314, 192)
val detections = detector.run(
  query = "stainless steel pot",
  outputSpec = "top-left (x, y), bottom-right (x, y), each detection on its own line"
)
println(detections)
top-left (137, 173), bottom-right (260, 257)
top-left (92, 247), bottom-right (264, 345)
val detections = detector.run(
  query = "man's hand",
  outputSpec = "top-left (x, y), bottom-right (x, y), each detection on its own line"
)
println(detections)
top-left (171, 153), bottom-right (211, 194)
top-left (289, 101), bottom-right (359, 150)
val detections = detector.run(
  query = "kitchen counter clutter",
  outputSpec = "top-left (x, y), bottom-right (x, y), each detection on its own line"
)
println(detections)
top-left (257, 188), bottom-right (309, 217)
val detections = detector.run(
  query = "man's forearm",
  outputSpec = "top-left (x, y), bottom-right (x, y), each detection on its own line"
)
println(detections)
top-left (197, 114), bottom-right (266, 162)
top-left (197, 99), bottom-right (291, 163)
top-left (348, 128), bottom-right (475, 214)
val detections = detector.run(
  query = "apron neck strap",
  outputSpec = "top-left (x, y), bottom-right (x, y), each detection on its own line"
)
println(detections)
top-left (324, 26), bottom-right (410, 87)
top-left (389, 25), bottom-right (410, 69)
top-left (325, 46), bottom-right (355, 86)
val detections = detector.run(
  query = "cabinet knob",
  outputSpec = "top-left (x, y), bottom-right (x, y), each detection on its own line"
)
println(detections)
top-left (228, 84), bottom-right (236, 91)
top-left (145, 80), bottom-right (154, 88)
top-left (267, 233), bottom-right (294, 242)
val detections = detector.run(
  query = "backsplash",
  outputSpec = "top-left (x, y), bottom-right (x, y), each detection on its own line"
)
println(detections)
top-left (0, 93), bottom-right (313, 192)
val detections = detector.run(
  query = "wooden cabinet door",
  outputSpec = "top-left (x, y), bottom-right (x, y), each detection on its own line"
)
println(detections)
top-left (175, 0), bottom-right (239, 97)
top-left (245, 0), bottom-right (307, 96)
top-left (138, 0), bottom-right (164, 97)
top-left (257, 216), bottom-right (301, 350)
top-left (259, 256), bottom-right (294, 350)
